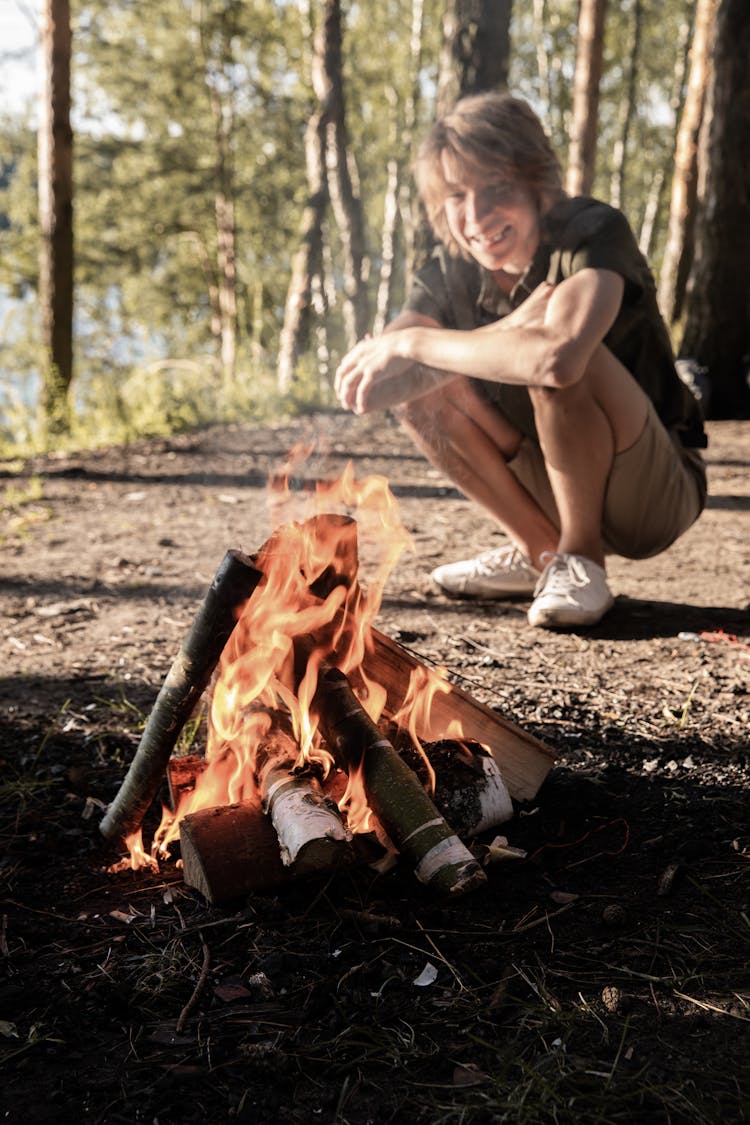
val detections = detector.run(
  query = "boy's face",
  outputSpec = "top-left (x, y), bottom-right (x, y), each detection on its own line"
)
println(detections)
top-left (441, 152), bottom-right (542, 278)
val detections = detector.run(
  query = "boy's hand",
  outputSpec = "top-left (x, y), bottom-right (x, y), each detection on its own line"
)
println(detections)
top-left (335, 332), bottom-right (415, 414)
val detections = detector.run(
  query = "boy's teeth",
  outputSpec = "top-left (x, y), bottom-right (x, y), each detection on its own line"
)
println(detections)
top-left (477, 225), bottom-right (510, 247)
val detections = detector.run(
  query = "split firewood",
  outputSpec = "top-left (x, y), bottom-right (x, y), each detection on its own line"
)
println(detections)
top-left (292, 636), bottom-right (487, 896)
top-left (255, 719), bottom-right (352, 873)
top-left (180, 800), bottom-right (294, 902)
top-left (363, 629), bottom-right (556, 801)
top-left (179, 797), bottom-right (385, 904)
top-left (100, 549), bottom-right (263, 843)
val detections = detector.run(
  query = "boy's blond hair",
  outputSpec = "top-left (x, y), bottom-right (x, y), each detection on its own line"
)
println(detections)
top-left (415, 92), bottom-right (564, 258)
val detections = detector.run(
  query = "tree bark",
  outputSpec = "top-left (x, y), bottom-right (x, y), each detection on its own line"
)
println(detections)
top-left (373, 156), bottom-right (400, 337)
top-left (657, 0), bottom-right (717, 327)
top-left (609, 0), bottom-right (642, 211)
top-left (38, 0), bottom-right (74, 438)
top-left (277, 0), bottom-right (329, 393)
top-left (293, 637), bottom-right (487, 896)
top-left (313, 0), bottom-right (369, 348)
top-left (397, 0), bottom-right (425, 292)
top-left (436, 0), bottom-right (514, 116)
top-left (193, 5), bottom-right (240, 389)
top-left (639, 15), bottom-right (692, 257)
top-left (256, 720), bottom-right (352, 871)
top-left (213, 139), bottom-right (238, 390)
top-left (680, 0), bottom-right (750, 418)
top-left (325, 676), bottom-right (487, 896)
top-left (532, 0), bottom-right (552, 115)
top-left (565, 0), bottom-right (608, 197)
top-left (99, 550), bottom-right (263, 844)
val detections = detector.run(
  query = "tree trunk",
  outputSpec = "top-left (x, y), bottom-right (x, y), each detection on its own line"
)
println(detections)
top-left (638, 15), bottom-right (692, 257)
top-left (565, 0), bottom-right (608, 197)
top-left (657, 0), bottom-right (717, 327)
top-left (532, 0), bottom-right (552, 114)
top-left (397, 0), bottom-right (425, 293)
top-left (313, 0), bottom-right (369, 349)
top-left (214, 180), bottom-right (238, 389)
top-left (609, 0), bottom-right (642, 211)
top-left (277, 115), bottom-right (329, 393)
top-left (277, 0), bottom-right (330, 393)
top-left (38, 0), bottom-right (74, 438)
top-left (436, 0), bottom-right (514, 116)
top-left (680, 0), bottom-right (750, 419)
top-left (373, 156), bottom-right (400, 337)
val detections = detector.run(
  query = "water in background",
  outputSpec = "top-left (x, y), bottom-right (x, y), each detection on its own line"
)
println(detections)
top-left (0, 288), bottom-right (40, 423)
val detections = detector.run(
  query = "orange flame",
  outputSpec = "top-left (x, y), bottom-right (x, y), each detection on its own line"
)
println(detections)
top-left (123, 452), bottom-right (472, 870)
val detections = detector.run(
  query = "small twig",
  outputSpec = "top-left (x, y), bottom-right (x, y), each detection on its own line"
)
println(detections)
top-left (673, 990), bottom-right (750, 1022)
top-left (511, 901), bottom-right (577, 934)
top-left (176, 931), bottom-right (211, 1033)
top-left (415, 919), bottom-right (465, 991)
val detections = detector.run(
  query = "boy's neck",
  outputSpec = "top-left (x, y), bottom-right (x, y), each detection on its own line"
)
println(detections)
top-left (491, 268), bottom-right (523, 295)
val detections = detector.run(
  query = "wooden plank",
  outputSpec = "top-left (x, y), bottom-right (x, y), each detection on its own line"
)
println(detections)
top-left (362, 628), bottom-right (556, 802)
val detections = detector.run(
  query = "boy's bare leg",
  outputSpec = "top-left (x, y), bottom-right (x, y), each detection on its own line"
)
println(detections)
top-left (398, 377), bottom-right (559, 569)
top-left (399, 347), bottom-right (651, 575)
top-left (529, 345), bottom-right (650, 565)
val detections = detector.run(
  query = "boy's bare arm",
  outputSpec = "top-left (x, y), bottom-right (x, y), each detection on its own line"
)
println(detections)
top-left (335, 310), bottom-right (458, 414)
top-left (341, 269), bottom-right (625, 397)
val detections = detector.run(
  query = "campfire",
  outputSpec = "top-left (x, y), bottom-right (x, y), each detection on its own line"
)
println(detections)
top-left (100, 461), bottom-right (555, 901)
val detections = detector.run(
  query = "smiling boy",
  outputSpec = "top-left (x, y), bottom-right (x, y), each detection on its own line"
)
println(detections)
top-left (334, 93), bottom-right (706, 629)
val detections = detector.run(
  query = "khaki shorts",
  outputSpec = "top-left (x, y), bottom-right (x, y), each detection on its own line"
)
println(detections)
top-left (507, 399), bottom-right (707, 559)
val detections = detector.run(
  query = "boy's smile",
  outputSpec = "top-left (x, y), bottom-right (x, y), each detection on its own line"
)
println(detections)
top-left (441, 153), bottom-right (542, 279)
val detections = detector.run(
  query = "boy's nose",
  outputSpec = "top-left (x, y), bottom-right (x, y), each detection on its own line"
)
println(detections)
top-left (465, 188), bottom-right (494, 229)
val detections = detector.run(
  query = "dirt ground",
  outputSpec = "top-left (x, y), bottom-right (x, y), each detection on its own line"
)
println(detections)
top-left (1, 411), bottom-right (748, 1124)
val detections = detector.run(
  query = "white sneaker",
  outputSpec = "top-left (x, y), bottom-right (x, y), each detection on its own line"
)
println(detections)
top-left (528, 552), bottom-right (614, 628)
top-left (431, 545), bottom-right (540, 599)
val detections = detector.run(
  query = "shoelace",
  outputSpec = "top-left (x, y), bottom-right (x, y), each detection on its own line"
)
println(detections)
top-left (537, 552), bottom-right (591, 595)
top-left (474, 545), bottom-right (529, 576)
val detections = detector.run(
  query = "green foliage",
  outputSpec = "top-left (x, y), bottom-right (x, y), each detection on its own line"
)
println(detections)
top-left (0, 0), bottom-right (704, 452)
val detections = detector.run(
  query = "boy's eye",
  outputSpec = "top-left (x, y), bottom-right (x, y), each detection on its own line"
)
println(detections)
top-left (489, 182), bottom-right (518, 204)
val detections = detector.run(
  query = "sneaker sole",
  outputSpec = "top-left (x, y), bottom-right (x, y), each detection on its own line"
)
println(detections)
top-left (434, 581), bottom-right (538, 600)
top-left (528, 595), bottom-right (615, 628)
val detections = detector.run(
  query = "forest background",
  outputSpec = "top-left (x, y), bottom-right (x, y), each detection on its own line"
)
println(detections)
top-left (1, 0), bottom-right (749, 457)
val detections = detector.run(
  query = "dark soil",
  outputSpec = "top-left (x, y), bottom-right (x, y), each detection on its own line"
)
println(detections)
top-left (1, 412), bottom-right (749, 1124)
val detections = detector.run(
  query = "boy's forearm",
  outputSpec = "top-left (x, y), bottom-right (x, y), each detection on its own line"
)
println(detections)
top-left (403, 322), bottom-right (560, 388)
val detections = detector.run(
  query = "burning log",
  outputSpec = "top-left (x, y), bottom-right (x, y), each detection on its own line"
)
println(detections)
top-left (255, 719), bottom-right (352, 873)
top-left (364, 629), bottom-right (555, 802)
top-left (100, 549), bottom-right (263, 844)
top-left (180, 800), bottom-right (294, 901)
top-left (179, 794), bottom-right (385, 904)
top-left (294, 637), bottom-right (487, 896)
top-left (397, 738), bottom-right (513, 839)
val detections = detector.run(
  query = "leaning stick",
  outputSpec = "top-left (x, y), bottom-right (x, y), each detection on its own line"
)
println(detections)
top-left (294, 637), bottom-right (487, 896)
top-left (100, 549), bottom-right (263, 843)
